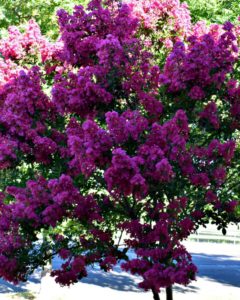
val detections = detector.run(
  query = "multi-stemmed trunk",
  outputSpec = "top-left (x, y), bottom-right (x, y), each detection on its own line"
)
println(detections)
top-left (152, 289), bottom-right (160, 300)
top-left (152, 286), bottom-right (173, 300)
top-left (166, 286), bottom-right (173, 300)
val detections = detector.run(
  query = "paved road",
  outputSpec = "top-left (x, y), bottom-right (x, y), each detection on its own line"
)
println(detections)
top-left (0, 241), bottom-right (239, 299)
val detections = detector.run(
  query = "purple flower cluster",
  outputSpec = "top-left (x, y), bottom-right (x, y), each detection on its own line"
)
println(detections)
top-left (51, 255), bottom-right (87, 286)
top-left (106, 110), bottom-right (148, 144)
top-left (199, 102), bottom-right (220, 129)
top-left (52, 68), bottom-right (113, 118)
top-left (6, 174), bottom-right (102, 228)
top-left (0, 67), bottom-right (58, 167)
top-left (105, 148), bottom-right (148, 200)
top-left (120, 199), bottom-right (198, 292)
top-left (162, 26), bottom-right (238, 96)
top-left (226, 79), bottom-right (240, 129)
top-left (67, 118), bottom-right (112, 177)
top-left (53, 1), bottom-right (162, 119)
top-left (57, 1), bottom-right (139, 66)
top-left (0, 136), bottom-right (17, 169)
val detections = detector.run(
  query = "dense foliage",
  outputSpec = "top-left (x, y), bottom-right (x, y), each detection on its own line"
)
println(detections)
top-left (0, 1), bottom-right (239, 300)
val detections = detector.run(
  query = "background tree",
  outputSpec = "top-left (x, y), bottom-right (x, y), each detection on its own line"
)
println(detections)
top-left (0, 0), bottom-right (88, 39)
top-left (183, 0), bottom-right (240, 24)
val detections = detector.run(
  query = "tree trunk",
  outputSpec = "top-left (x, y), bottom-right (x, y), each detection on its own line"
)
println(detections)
top-left (166, 286), bottom-right (173, 300)
top-left (152, 289), bottom-right (160, 300)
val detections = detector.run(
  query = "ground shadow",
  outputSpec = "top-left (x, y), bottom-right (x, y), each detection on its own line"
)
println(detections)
top-left (192, 253), bottom-right (240, 287)
top-left (173, 284), bottom-right (199, 294)
top-left (0, 269), bottom-right (41, 294)
top-left (52, 251), bottom-right (240, 292)
top-left (52, 256), bottom-right (141, 292)
top-left (81, 270), bottom-right (141, 292)
top-left (1, 249), bottom-right (239, 295)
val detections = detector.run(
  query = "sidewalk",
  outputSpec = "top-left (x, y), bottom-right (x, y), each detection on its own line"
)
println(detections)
top-left (0, 241), bottom-right (239, 300)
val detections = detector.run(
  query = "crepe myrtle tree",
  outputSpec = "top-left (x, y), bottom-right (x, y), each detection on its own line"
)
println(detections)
top-left (0, 1), bottom-right (239, 300)
top-left (122, 0), bottom-right (192, 67)
top-left (0, 17), bottom-right (65, 192)
top-left (0, 18), bottom-right (63, 89)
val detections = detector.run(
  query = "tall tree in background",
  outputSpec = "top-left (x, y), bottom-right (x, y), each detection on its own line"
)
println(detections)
top-left (0, 0), bottom-right (88, 38)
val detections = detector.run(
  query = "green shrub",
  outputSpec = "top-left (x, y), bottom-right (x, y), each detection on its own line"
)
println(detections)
top-left (184, 0), bottom-right (240, 24)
